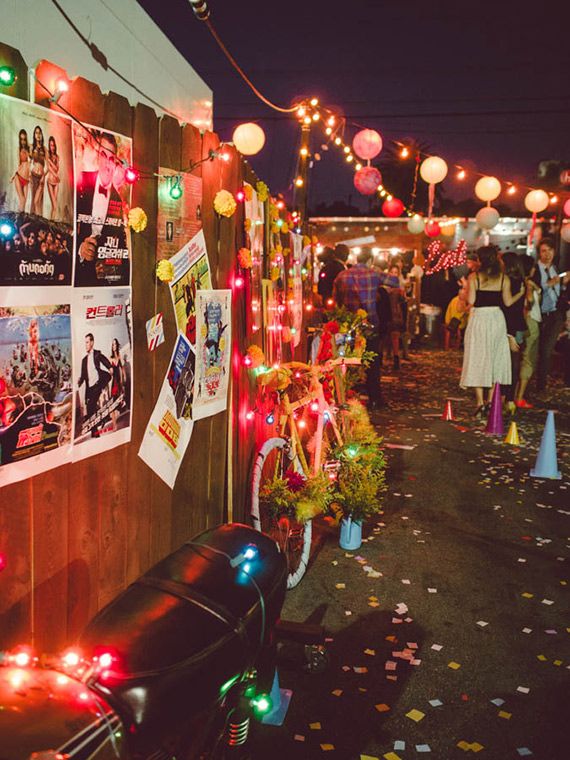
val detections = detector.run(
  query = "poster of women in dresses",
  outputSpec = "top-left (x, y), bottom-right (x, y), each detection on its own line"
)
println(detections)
top-left (0, 302), bottom-right (72, 487)
top-left (0, 93), bottom-right (74, 286)
top-left (71, 288), bottom-right (132, 460)
top-left (193, 289), bottom-right (231, 420)
top-left (73, 122), bottom-right (132, 287)
top-left (138, 333), bottom-right (195, 488)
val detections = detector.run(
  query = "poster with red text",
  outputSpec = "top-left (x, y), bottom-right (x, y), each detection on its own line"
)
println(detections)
top-left (193, 289), bottom-right (231, 420)
top-left (73, 122), bottom-right (132, 287)
top-left (0, 299), bottom-right (72, 487)
top-left (71, 288), bottom-right (132, 461)
top-left (138, 332), bottom-right (195, 488)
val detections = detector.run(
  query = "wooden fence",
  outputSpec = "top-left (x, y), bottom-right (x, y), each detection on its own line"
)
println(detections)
top-left (0, 41), bottom-right (311, 653)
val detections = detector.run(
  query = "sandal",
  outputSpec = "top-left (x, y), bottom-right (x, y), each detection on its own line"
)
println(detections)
top-left (473, 405), bottom-right (486, 418)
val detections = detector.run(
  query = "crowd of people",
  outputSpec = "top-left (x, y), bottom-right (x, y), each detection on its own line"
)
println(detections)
top-left (316, 238), bottom-right (570, 413)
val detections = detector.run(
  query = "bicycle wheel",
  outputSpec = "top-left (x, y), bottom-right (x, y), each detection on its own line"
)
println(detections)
top-left (250, 437), bottom-right (312, 590)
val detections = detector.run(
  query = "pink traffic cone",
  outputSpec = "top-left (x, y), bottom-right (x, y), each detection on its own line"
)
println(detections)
top-left (441, 399), bottom-right (454, 420)
top-left (485, 382), bottom-right (503, 435)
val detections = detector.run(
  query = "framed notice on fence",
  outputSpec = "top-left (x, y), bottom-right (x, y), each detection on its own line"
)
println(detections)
top-left (157, 169), bottom-right (203, 260)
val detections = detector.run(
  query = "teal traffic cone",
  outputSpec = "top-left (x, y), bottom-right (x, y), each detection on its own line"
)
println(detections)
top-left (530, 410), bottom-right (561, 480)
top-left (261, 668), bottom-right (293, 726)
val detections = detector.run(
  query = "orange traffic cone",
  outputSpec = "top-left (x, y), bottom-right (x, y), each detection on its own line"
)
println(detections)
top-left (504, 421), bottom-right (520, 445)
top-left (441, 399), bottom-right (454, 420)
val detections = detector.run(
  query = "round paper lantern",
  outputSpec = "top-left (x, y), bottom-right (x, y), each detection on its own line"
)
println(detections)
top-left (475, 206), bottom-right (500, 230)
top-left (353, 166), bottom-right (382, 195)
top-left (475, 176), bottom-right (501, 202)
top-left (561, 224), bottom-right (570, 243)
top-left (407, 215), bottom-right (425, 234)
top-left (425, 220), bottom-right (441, 238)
top-left (420, 156), bottom-right (448, 184)
top-left (441, 222), bottom-right (456, 237)
top-left (232, 122), bottom-right (266, 155)
top-left (563, 198), bottom-right (570, 217)
top-left (352, 129), bottom-right (383, 161)
top-left (382, 197), bottom-right (404, 217)
top-left (524, 189), bottom-right (549, 214)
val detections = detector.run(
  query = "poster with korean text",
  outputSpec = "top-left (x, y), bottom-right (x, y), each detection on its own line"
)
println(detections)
top-left (73, 122), bottom-right (132, 287)
top-left (168, 230), bottom-right (211, 345)
top-left (72, 288), bottom-right (132, 461)
top-left (193, 289), bottom-right (231, 420)
top-left (0, 298), bottom-right (72, 487)
top-left (138, 333), bottom-right (195, 489)
top-left (0, 93), bottom-right (74, 286)
top-left (156, 169), bottom-right (203, 260)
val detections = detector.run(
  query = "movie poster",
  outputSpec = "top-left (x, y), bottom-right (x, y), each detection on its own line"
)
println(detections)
top-left (0, 93), bottom-right (74, 286)
top-left (169, 230), bottom-right (211, 345)
top-left (73, 122), bottom-right (132, 287)
top-left (72, 288), bottom-right (132, 461)
top-left (244, 182), bottom-right (264, 335)
top-left (193, 289), bottom-right (231, 421)
top-left (138, 333), bottom-right (195, 489)
top-left (156, 169), bottom-right (203, 260)
top-left (0, 302), bottom-right (72, 487)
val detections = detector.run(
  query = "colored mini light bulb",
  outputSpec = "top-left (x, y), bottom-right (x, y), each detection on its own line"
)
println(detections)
top-left (236, 189), bottom-right (245, 202)
top-left (234, 275), bottom-right (245, 289)
top-left (0, 66), bottom-right (16, 86)
top-left (0, 222), bottom-right (15, 238)
top-left (266, 413), bottom-right (275, 425)
top-left (124, 166), bottom-right (139, 184)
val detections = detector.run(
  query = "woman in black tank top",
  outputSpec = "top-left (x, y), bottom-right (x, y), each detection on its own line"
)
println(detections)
top-left (460, 246), bottom-right (525, 415)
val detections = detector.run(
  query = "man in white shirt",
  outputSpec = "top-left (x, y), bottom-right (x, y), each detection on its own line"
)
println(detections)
top-left (534, 238), bottom-right (570, 392)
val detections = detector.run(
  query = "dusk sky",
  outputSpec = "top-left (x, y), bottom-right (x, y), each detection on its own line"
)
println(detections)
top-left (138, 0), bottom-right (569, 213)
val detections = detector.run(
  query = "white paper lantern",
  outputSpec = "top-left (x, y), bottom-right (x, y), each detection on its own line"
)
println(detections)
top-left (475, 176), bottom-right (501, 202)
top-left (561, 224), bottom-right (570, 243)
top-left (475, 206), bottom-right (500, 230)
top-left (524, 189), bottom-right (549, 214)
top-left (420, 156), bottom-right (448, 184)
top-left (232, 122), bottom-right (266, 155)
top-left (407, 215), bottom-right (425, 234)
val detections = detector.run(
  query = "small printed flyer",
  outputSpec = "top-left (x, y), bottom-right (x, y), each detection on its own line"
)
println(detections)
top-left (138, 332), bottom-right (195, 488)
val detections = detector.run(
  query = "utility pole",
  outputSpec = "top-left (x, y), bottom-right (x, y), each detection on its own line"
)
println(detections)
top-left (293, 119), bottom-right (311, 224)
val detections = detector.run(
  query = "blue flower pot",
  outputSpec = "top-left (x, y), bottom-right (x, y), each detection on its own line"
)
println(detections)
top-left (339, 517), bottom-right (363, 550)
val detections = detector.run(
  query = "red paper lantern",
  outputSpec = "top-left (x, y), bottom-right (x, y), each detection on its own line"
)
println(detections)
top-left (354, 166), bottom-right (382, 196)
top-left (352, 129), bottom-right (383, 161)
top-left (425, 220), bottom-right (441, 238)
top-left (382, 198), bottom-right (404, 217)
top-left (564, 198), bottom-right (570, 217)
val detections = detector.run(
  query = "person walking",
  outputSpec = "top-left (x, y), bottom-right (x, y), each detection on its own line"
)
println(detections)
top-left (514, 255), bottom-right (542, 408)
top-left (460, 246), bottom-right (525, 416)
top-left (333, 247), bottom-right (383, 407)
top-left (533, 237), bottom-right (570, 392)
top-left (318, 244), bottom-right (348, 304)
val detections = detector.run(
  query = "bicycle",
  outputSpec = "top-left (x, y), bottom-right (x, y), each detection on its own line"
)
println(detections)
top-left (250, 357), bottom-right (361, 589)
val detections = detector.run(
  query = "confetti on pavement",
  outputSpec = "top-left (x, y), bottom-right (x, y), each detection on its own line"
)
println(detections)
top-left (405, 708), bottom-right (425, 722)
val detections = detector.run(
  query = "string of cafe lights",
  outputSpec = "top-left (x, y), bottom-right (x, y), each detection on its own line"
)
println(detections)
top-left (291, 100), bottom-right (562, 211)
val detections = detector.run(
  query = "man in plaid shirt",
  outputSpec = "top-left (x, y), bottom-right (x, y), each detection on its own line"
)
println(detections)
top-left (332, 248), bottom-right (392, 408)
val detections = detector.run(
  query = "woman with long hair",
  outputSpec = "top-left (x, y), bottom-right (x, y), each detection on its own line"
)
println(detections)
top-left (515, 255), bottom-right (542, 407)
top-left (46, 136), bottom-right (60, 219)
top-left (30, 125), bottom-right (46, 215)
top-left (460, 246), bottom-right (525, 416)
top-left (11, 129), bottom-right (31, 212)
top-left (500, 251), bottom-right (527, 413)
top-left (109, 338), bottom-right (125, 431)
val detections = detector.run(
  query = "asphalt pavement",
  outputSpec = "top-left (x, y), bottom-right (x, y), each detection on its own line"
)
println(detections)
top-left (251, 346), bottom-right (570, 760)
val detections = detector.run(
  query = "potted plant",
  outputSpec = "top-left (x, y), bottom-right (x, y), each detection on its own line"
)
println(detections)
top-left (330, 404), bottom-right (386, 550)
top-left (259, 470), bottom-right (334, 523)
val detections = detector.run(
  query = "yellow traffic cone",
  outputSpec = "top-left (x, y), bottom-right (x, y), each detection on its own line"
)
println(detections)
top-left (504, 421), bottom-right (520, 445)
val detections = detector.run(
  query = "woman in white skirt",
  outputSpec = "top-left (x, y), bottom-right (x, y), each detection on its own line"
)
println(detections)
top-left (460, 246), bottom-right (525, 416)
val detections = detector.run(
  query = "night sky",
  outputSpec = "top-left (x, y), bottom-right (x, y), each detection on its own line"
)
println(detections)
top-left (137, 0), bottom-right (569, 214)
